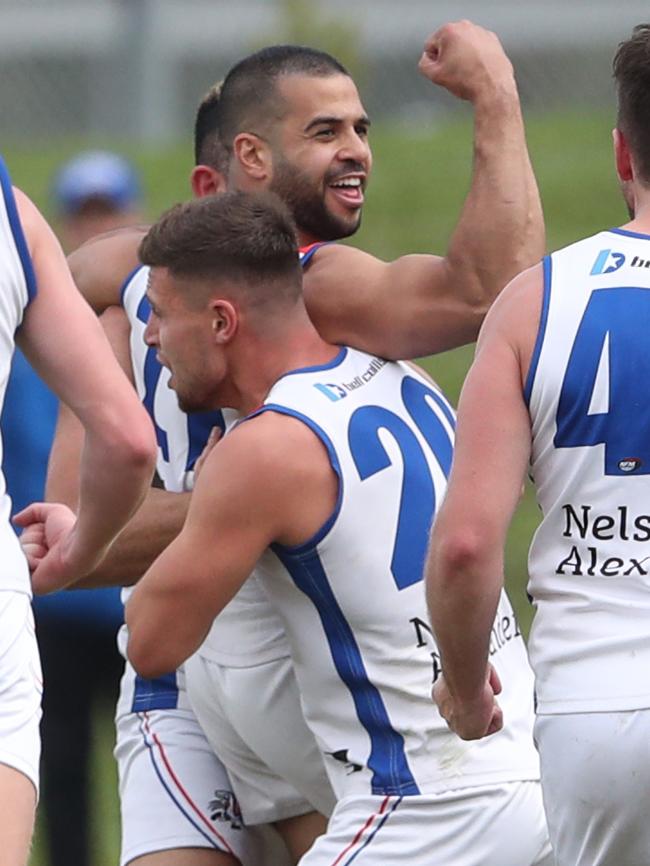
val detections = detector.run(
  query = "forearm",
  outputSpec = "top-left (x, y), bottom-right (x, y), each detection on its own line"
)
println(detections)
top-left (447, 87), bottom-right (544, 318)
top-left (426, 539), bottom-right (503, 702)
top-left (75, 488), bottom-right (191, 588)
top-left (69, 414), bottom-right (155, 574)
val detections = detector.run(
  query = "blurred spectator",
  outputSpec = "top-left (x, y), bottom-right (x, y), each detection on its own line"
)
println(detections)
top-left (52, 149), bottom-right (143, 252)
top-left (2, 150), bottom-right (144, 866)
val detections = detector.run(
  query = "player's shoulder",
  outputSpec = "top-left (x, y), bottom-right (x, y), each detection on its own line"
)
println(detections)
top-left (67, 225), bottom-right (150, 312)
top-left (217, 408), bottom-right (332, 487)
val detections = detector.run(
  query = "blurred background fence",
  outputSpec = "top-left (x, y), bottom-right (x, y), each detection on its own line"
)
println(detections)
top-left (1, 0), bottom-right (649, 143)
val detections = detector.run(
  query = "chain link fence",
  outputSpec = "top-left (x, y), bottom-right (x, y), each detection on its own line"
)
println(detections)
top-left (1, 0), bottom-right (649, 143)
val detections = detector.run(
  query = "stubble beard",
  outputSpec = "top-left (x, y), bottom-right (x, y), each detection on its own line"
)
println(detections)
top-left (269, 158), bottom-right (362, 242)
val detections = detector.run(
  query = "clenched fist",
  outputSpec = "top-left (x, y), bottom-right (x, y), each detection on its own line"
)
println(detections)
top-left (418, 20), bottom-right (516, 103)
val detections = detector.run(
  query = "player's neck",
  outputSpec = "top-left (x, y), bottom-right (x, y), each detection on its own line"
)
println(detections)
top-left (231, 318), bottom-right (339, 416)
top-left (620, 188), bottom-right (650, 235)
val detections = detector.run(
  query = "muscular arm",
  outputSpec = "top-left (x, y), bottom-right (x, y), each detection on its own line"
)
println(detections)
top-left (126, 412), bottom-right (337, 679)
top-left (304, 22), bottom-right (544, 360)
top-left (44, 305), bottom-right (190, 589)
top-left (14, 190), bottom-right (156, 587)
top-left (424, 264), bottom-right (541, 738)
top-left (67, 225), bottom-right (147, 313)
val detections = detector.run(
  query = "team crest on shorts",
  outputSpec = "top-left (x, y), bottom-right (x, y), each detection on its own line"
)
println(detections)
top-left (619, 457), bottom-right (642, 473)
top-left (209, 789), bottom-right (243, 829)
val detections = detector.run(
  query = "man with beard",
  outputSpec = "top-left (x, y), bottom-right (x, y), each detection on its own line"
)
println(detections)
top-left (426, 22), bottom-right (650, 866)
top-left (45, 20), bottom-right (546, 866)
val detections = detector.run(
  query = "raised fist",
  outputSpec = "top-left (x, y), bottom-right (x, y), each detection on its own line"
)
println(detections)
top-left (418, 20), bottom-right (515, 102)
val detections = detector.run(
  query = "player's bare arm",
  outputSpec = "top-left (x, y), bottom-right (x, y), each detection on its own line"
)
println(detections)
top-left (41, 305), bottom-right (190, 592)
top-left (67, 225), bottom-right (146, 313)
top-left (126, 411), bottom-right (337, 679)
top-left (425, 264), bottom-right (541, 739)
top-left (12, 189), bottom-right (156, 591)
top-left (303, 21), bottom-right (544, 360)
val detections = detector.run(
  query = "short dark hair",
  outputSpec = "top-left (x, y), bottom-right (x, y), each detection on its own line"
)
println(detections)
top-left (139, 191), bottom-right (302, 308)
top-left (218, 45), bottom-right (349, 148)
top-left (194, 82), bottom-right (229, 172)
top-left (613, 24), bottom-right (650, 184)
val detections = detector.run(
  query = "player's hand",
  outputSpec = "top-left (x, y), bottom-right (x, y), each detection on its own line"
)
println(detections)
top-left (14, 501), bottom-right (91, 594)
top-left (432, 664), bottom-right (504, 740)
top-left (193, 426), bottom-right (222, 481)
top-left (418, 20), bottom-right (515, 103)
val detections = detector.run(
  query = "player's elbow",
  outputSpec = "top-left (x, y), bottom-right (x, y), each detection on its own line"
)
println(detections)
top-left (103, 407), bottom-right (157, 479)
top-left (126, 628), bottom-right (172, 680)
top-left (430, 525), bottom-right (493, 583)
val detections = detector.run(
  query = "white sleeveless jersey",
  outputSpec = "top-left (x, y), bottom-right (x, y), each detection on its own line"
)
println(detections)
top-left (526, 229), bottom-right (650, 714)
top-left (251, 348), bottom-right (540, 799)
top-left (118, 248), bottom-right (329, 669)
top-left (0, 158), bottom-right (37, 595)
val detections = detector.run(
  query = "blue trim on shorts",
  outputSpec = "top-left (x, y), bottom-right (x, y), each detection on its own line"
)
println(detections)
top-left (344, 797), bottom-right (403, 865)
top-left (137, 714), bottom-right (228, 852)
top-left (132, 671), bottom-right (179, 712)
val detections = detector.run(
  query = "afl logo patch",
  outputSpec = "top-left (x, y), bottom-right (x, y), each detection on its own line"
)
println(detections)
top-left (619, 457), bottom-right (642, 473)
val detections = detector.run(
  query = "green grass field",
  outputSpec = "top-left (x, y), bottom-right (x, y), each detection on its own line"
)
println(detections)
top-left (3, 107), bottom-right (623, 865)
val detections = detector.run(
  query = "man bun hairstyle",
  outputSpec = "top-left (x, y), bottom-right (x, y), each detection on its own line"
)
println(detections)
top-left (613, 24), bottom-right (650, 184)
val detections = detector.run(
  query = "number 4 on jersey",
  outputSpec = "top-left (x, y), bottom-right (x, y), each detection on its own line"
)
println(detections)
top-left (554, 287), bottom-right (650, 475)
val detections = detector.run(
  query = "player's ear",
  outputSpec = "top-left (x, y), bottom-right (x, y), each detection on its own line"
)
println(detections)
top-left (191, 165), bottom-right (227, 198)
top-left (613, 127), bottom-right (633, 183)
top-left (232, 133), bottom-right (272, 184)
top-left (211, 299), bottom-right (238, 344)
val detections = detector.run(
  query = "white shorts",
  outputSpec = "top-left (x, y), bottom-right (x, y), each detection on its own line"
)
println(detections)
top-left (115, 669), bottom-right (290, 866)
top-left (300, 782), bottom-right (552, 866)
top-left (0, 591), bottom-right (41, 796)
top-left (536, 710), bottom-right (650, 866)
top-left (186, 652), bottom-right (336, 824)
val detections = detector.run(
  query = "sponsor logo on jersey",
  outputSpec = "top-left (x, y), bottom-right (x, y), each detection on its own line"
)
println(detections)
top-left (314, 357), bottom-right (387, 402)
top-left (557, 503), bottom-right (650, 577)
top-left (314, 382), bottom-right (348, 402)
top-left (619, 457), bottom-right (642, 472)
top-left (590, 249), bottom-right (625, 275)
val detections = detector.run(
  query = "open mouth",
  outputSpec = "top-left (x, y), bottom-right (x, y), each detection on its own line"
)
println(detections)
top-left (328, 176), bottom-right (365, 208)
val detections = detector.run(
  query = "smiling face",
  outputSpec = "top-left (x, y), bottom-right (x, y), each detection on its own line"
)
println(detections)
top-left (266, 73), bottom-right (372, 242)
top-left (143, 268), bottom-right (228, 414)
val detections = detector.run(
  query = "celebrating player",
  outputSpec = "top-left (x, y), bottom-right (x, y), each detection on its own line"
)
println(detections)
top-left (426, 22), bottom-right (650, 866)
top-left (0, 159), bottom-right (155, 866)
top-left (44, 21), bottom-right (546, 866)
top-left (122, 190), bottom-right (551, 866)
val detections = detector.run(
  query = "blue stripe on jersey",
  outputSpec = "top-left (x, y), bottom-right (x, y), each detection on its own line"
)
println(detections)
top-left (299, 241), bottom-right (331, 267)
top-left (132, 671), bottom-right (179, 712)
top-left (0, 156), bottom-right (37, 303)
top-left (608, 227), bottom-right (650, 241)
top-left (251, 405), bottom-right (343, 550)
top-left (186, 409), bottom-right (227, 469)
top-left (523, 255), bottom-right (552, 406)
top-left (119, 263), bottom-right (145, 305)
top-left (276, 347), bottom-right (348, 380)
top-left (272, 544), bottom-right (419, 796)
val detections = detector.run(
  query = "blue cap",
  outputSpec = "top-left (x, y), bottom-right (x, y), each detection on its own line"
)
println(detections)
top-left (53, 150), bottom-right (141, 214)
